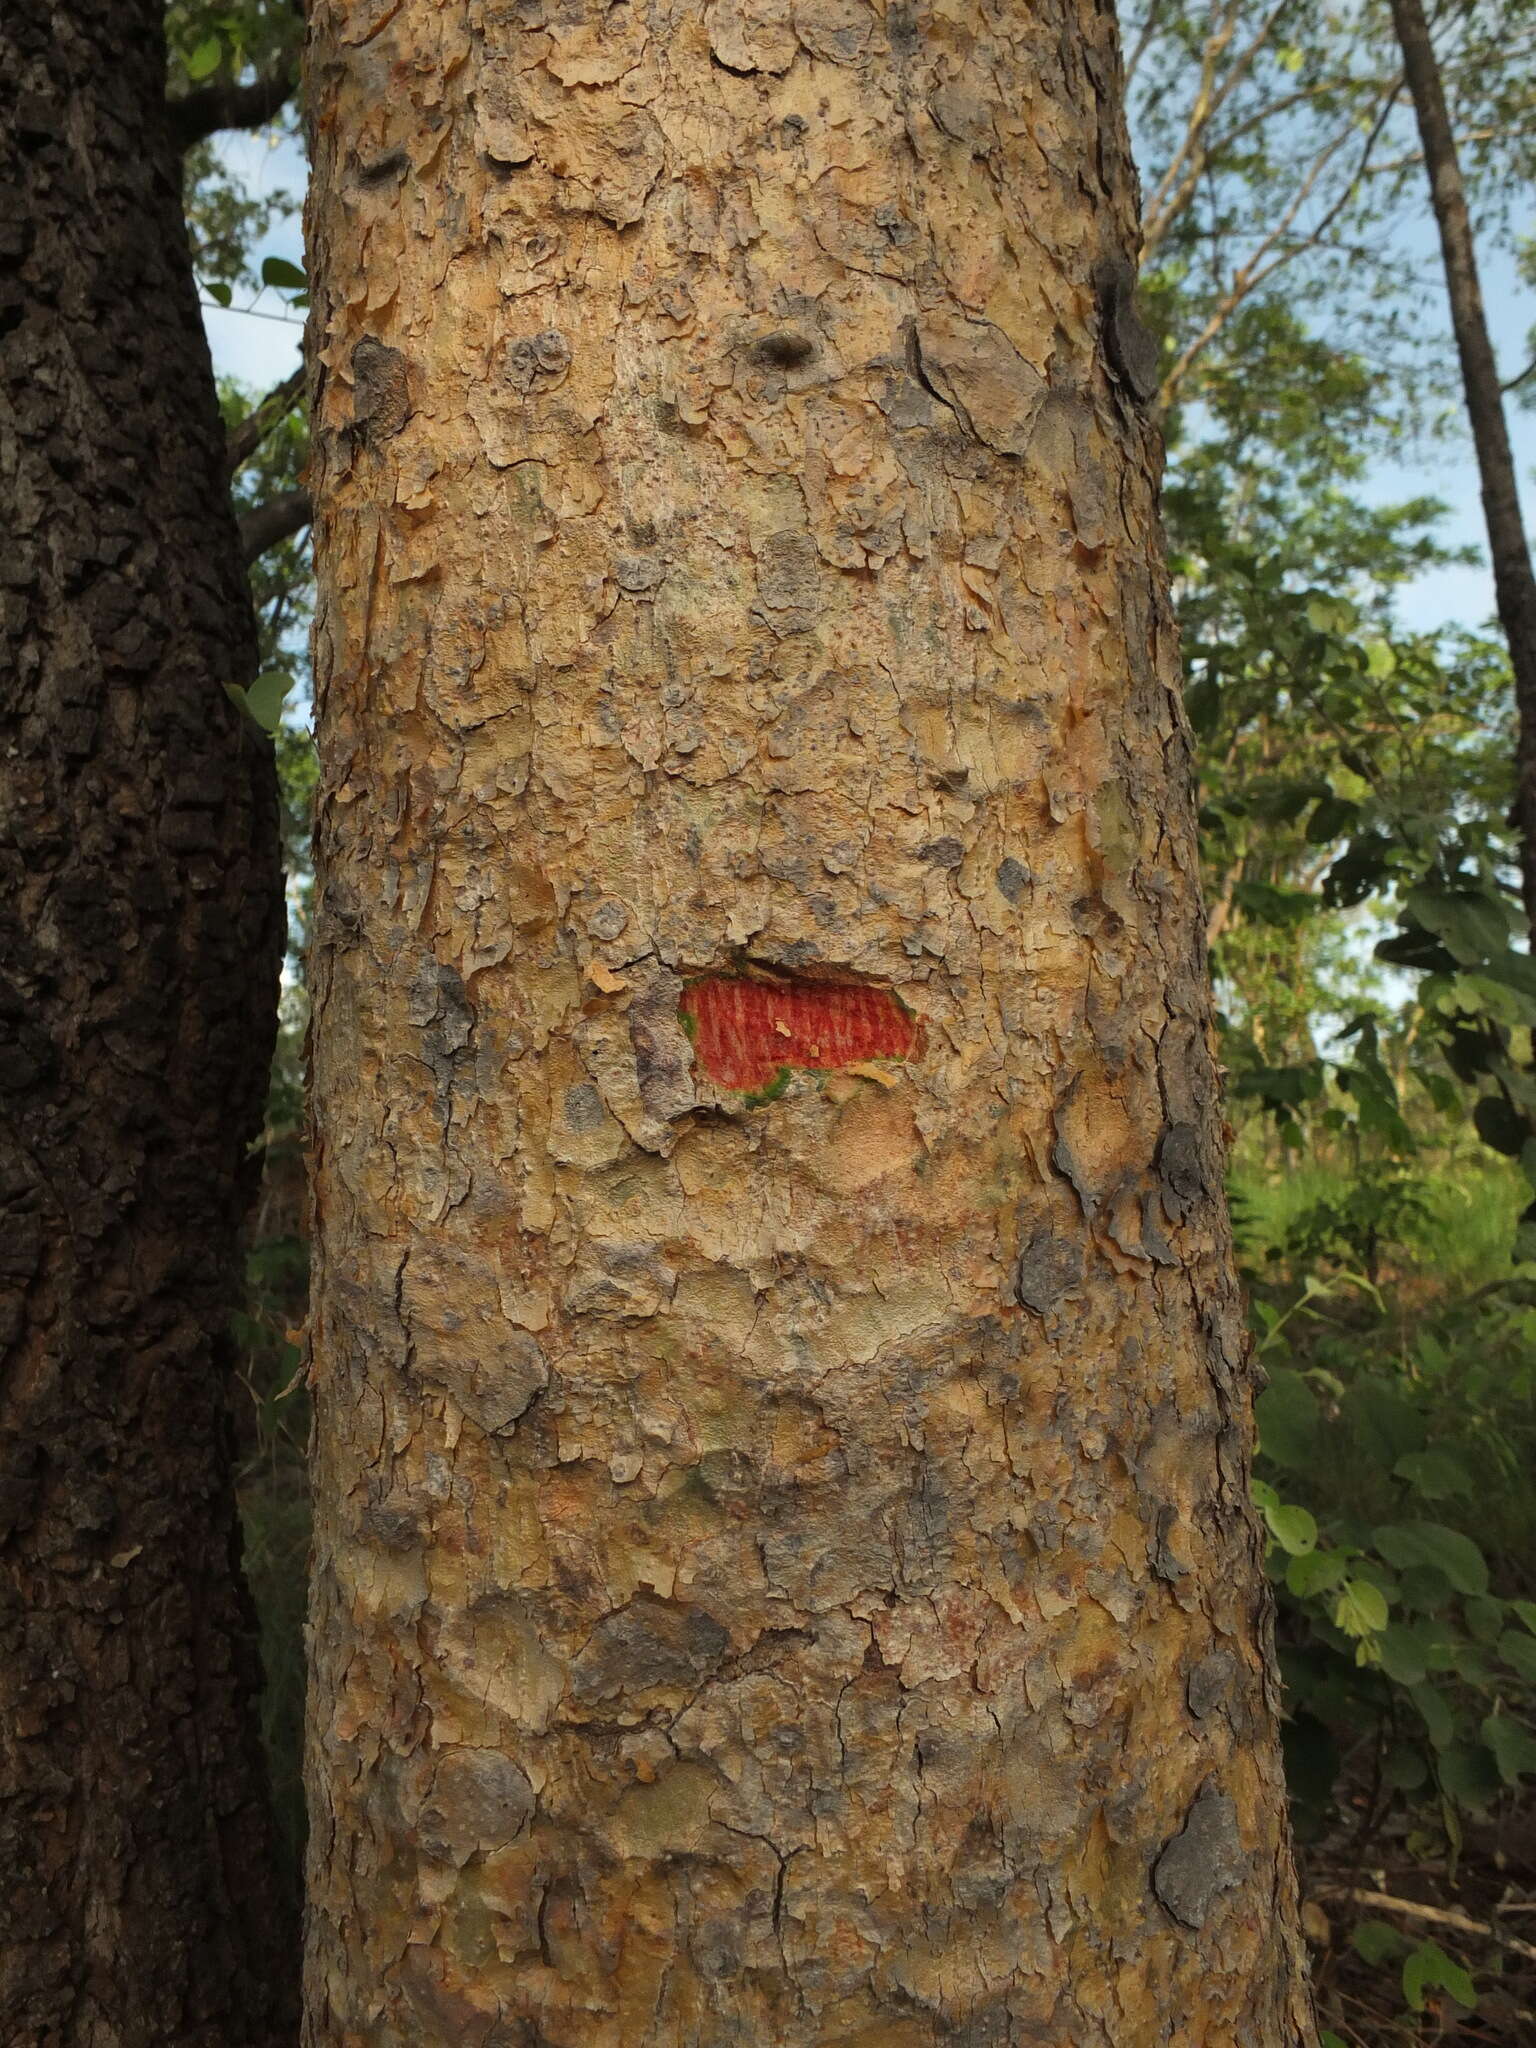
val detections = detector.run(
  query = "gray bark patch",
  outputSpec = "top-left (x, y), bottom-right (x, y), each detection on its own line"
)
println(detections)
top-left (564, 1082), bottom-right (607, 1132)
top-left (419, 1748), bottom-right (535, 1863)
top-left (572, 1595), bottom-right (730, 1702)
top-left (1186, 1649), bottom-right (1238, 1721)
top-left (753, 529), bottom-right (820, 635)
top-left (1156, 1120), bottom-right (1204, 1224)
top-left (1013, 1234), bottom-right (1083, 1315)
top-left (628, 964), bottom-right (698, 1133)
top-left (350, 334), bottom-right (412, 440)
top-left (1097, 258), bottom-right (1161, 406)
top-left (995, 856), bottom-right (1030, 903)
top-left (1152, 1779), bottom-right (1245, 1928)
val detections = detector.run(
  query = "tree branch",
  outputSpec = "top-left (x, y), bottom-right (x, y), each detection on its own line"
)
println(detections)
top-left (1142, 72), bottom-right (1396, 262)
top-left (226, 367), bottom-right (306, 476)
top-left (1156, 84), bottom-right (1401, 410)
top-left (1124, 0), bottom-right (1171, 87)
top-left (1142, 0), bottom-right (1294, 257)
top-left (239, 488), bottom-right (312, 566)
top-left (1315, 1885), bottom-right (1536, 1965)
top-left (167, 67), bottom-right (295, 153)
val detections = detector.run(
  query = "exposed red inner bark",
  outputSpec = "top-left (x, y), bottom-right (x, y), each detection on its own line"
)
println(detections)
top-left (681, 975), bottom-right (922, 1092)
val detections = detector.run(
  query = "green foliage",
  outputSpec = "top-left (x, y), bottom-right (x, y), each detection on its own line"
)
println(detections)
top-left (165, 0), bottom-right (303, 92)
top-left (1242, 1163), bottom-right (1536, 1895)
top-left (185, 140), bottom-right (296, 305)
top-left (167, 2), bottom-right (303, 303)
top-left (1402, 1939), bottom-right (1478, 2015)
top-left (219, 363), bottom-right (313, 1869)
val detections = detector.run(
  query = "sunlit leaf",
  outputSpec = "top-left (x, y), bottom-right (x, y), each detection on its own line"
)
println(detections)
top-left (1263, 1502), bottom-right (1318, 1555)
top-left (1334, 1579), bottom-right (1389, 1638)
top-left (186, 34), bottom-right (223, 80)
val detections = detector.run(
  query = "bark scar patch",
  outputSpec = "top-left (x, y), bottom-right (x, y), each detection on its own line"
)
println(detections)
top-left (680, 975), bottom-right (922, 1096)
top-left (1152, 1778), bottom-right (1246, 1928)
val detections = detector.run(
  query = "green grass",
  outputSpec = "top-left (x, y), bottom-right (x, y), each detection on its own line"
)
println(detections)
top-left (1232, 1153), bottom-right (1530, 1290)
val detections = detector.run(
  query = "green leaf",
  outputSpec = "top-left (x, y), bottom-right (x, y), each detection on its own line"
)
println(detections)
top-left (1343, 1378), bottom-right (1424, 1465)
top-left (1416, 1622), bottom-right (1459, 1671)
top-left (1392, 1449), bottom-right (1472, 1500)
top-left (1499, 1628), bottom-right (1536, 1683)
top-left (1255, 1368), bottom-right (1319, 1469)
top-left (1415, 1333), bottom-right (1451, 1377)
top-left (205, 279), bottom-right (234, 309)
top-left (186, 34), bottom-right (223, 79)
top-left (1306, 793), bottom-right (1359, 845)
top-left (1372, 1523), bottom-right (1488, 1597)
top-left (1363, 637), bottom-right (1395, 678)
top-left (1464, 1594), bottom-right (1505, 1644)
top-left (1514, 1599), bottom-right (1536, 1635)
top-left (1405, 885), bottom-right (1515, 969)
top-left (1305, 592), bottom-right (1357, 635)
top-left (1334, 1578), bottom-right (1389, 1638)
top-left (1382, 1742), bottom-right (1429, 1791)
top-left (1376, 1624), bottom-right (1427, 1687)
top-left (1438, 1742), bottom-right (1502, 1810)
top-left (1262, 1502), bottom-right (1318, 1555)
top-left (1409, 1682), bottom-right (1454, 1749)
top-left (1482, 1713), bottom-right (1536, 1785)
top-left (241, 670), bottom-right (291, 737)
top-left (1453, 1640), bottom-right (1491, 1684)
top-left (1352, 1918), bottom-right (1407, 1965)
top-left (1234, 1063), bottom-right (1324, 1110)
top-left (1402, 1939), bottom-right (1476, 2013)
top-left (261, 255), bottom-right (308, 292)
top-left (1397, 1563), bottom-right (1454, 1614)
top-left (1286, 1549), bottom-right (1349, 1598)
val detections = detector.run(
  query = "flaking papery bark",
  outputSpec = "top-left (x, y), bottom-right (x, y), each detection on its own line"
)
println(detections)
top-left (301, 1), bottom-right (1317, 2042)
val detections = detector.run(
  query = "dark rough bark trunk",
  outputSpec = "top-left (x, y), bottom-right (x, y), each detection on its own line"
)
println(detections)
top-left (0, 5), bottom-right (296, 2044)
top-left (1387, 0), bottom-right (1536, 945)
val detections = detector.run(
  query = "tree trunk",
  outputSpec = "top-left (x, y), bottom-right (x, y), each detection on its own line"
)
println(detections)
top-left (301, 2), bottom-right (1316, 2042)
top-left (1387, 0), bottom-right (1536, 946)
top-left (0, 6), bottom-right (295, 2043)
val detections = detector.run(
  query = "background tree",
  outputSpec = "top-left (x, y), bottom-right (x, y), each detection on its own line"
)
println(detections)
top-left (1385, 0), bottom-right (1536, 945)
top-left (0, 4), bottom-right (298, 2039)
top-left (300, 0), bottom-right (1315, 2042)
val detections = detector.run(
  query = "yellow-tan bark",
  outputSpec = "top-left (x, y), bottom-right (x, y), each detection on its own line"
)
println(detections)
top-left (301, 1), bottom-right (1317, 2041)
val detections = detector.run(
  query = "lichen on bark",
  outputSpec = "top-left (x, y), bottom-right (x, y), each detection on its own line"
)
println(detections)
top-left (301, 1), bottom-right (1317, 2042)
